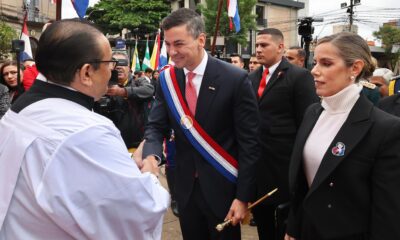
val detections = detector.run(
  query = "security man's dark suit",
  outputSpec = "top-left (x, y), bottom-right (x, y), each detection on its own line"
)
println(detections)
top-left (248, 58), bottom-right (319, 239)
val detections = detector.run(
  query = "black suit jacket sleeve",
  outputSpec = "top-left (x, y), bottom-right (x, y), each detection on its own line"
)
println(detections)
top-left (142, 79), bottom-right (169, 158)
top-left (370, 120), bottom-right (400, 239)
top-left (234, 75), bottom-right (260, 202)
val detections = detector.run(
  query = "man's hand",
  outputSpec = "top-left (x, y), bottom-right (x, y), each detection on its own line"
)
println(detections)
top-left (225, 199), bottom-right (248, 226)
top-left (132, 140), bottom-right (145, 169)
top-left (284, 234), bottom-right (296, 240)
top-left (107, 85), bottom-right (126, 97)
top-left (141, 156), bottom-right (159, 177)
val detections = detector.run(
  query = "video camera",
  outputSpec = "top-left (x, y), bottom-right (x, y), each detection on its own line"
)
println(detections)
top-left (96, 69), bottom-right (119, 112)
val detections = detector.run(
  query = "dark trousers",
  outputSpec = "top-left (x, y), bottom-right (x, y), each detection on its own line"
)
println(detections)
top-left (252, 204), bottom-right (277, 240)
top-left (178, 180), bottom-right (241, 240)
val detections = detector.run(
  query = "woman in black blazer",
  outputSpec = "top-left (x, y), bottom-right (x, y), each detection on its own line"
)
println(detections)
top-left (285, 32), bottom-right (400, 240)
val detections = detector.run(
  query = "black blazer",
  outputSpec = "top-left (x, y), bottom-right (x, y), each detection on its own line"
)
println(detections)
top-left (248, 58), bottom-right (319, 205)
top-left (143, 55), bottom-right (260, 219)
top-left (287, 95), bottom-right (400, 239)
top-left (377, 94), bottom-right (400, 117)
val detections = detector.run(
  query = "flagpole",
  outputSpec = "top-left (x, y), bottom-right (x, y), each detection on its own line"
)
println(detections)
top-left (211, 0), bottom-right (224, 57)
top-left (56, 0), bottom-right (62, 20)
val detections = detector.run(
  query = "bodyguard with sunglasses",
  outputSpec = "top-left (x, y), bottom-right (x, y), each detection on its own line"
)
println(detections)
top-left (0, 19), bottom-right (169, 239)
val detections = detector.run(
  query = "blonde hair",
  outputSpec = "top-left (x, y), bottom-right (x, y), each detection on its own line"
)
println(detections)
top-left (317, 32), bottom-right (375, 81)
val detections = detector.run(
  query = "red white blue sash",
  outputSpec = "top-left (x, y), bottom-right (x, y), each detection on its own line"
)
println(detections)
top-left (159, 66), bottom-right (238, 183)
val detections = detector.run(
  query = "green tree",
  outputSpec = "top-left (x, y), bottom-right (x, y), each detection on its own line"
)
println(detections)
top-left (373, 25), bottom-right (400, 70)
top-left (87, 0), bottom-right (170, 36)
top-left (198, 0), bottom-right (257, 47)
top-left (0, 21), bottom-right (18, 59)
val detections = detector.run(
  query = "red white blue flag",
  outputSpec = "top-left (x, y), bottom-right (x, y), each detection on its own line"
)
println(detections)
top-left (71, 0), bottom-right (89, 19)
top-left (228, 0), bottom-right (241, 33)
top-left (20, 13), bottom-right (33, 61)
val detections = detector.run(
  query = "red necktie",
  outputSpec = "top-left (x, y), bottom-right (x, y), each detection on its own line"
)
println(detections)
top-left (257, 68), bottom-right (269, 98)
top-left (185, 71), bottom-right (197, 116)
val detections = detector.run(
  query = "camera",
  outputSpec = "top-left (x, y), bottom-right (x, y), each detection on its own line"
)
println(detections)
top-left (96, 69), bottom-right (119, 113)
top-left (116, 59), bottom-right (129, 67)
top-left (11, 40), bottom-right (25, 53)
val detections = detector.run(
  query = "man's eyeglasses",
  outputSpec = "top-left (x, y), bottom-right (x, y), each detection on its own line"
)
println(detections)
top-left (87, 60), bottom-right (119, 69)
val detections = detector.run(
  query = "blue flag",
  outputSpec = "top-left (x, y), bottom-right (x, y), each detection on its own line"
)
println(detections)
top-left (71, 0), bottom-right (89, 19)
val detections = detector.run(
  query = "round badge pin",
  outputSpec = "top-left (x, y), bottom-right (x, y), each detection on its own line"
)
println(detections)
top-left (331, 142), bottom-right (345, 157)
top-left (180, 115), bottom-right (193, 129)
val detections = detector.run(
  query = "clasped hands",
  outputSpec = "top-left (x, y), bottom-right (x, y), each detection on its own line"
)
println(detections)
top-left (132, 140), bottom-right (159, 177)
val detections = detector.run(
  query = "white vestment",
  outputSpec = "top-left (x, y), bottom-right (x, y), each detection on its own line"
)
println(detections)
top-left (0, 97), bottom-right (170, 240)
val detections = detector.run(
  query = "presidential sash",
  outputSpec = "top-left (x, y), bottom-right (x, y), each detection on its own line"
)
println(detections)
top-left (159, 66), bottom-right (238, 183)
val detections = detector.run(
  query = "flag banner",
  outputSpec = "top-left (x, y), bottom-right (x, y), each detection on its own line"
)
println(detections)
top-left (142, 39), bottom-right (151, 71)
top-left (20, 14), bottom-right (33, 61)
top-left (131, 41), bottom-right (141, 72)
top-left (228, 0), bottom-right (241, 32)
top-left (159, 40), bottom-right (168, 69)
top-left (71, 0), bottom-right (89, 19)
top-left (150, 29), bottom-right (161, 70)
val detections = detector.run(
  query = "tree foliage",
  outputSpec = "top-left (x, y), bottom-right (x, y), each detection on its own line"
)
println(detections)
top-left (0, 21), bottom-right (18, 59)
top-left (87, 0), bottom-right (170, 36)
top-left (198, 0), bottom-right (257, 47)
top-left (373, 25), bottom-right (400, 70)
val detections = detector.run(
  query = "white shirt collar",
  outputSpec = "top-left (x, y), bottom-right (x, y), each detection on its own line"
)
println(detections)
top-left (263, 60), bottom-right (281, 77)
top-left (37, 73), bottom-right (77, 92)
top-left (183, 49), bottom-right (208, 77)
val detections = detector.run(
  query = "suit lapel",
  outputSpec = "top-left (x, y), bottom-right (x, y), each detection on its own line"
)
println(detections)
top-left (259, 58), bottom-right (290, 100)
top-left (175, 67), bottom-right (186, 100)
top-left (195, 56), bottom-right (220, 126)
top-left (289, 104), bottom-right (323, 190)
top-left (306, 95), bottom-right (373, 199)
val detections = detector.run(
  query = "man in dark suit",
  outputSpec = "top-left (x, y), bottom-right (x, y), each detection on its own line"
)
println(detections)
top-left (142, 8), bottom-right (259, 240)
top-left (248, 28), bottom-right (319, 240)
top-left (378, 94), bottom-right (400, 117)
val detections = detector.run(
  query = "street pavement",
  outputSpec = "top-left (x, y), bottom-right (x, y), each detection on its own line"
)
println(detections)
top-left (159, 166), bottom-right (259, 240)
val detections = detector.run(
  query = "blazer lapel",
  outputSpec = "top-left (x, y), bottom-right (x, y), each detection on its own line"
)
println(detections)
top-left (306, 95), bottom-right (374, 199)
top-left (289, 104), bottom-right (323, 191)
top-left (259, 58), bottom-right (290, 100)
top-left (195, 56), bottom-right (220, 125)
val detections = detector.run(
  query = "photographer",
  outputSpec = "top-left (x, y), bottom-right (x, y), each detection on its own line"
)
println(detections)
top-left (95, 52), bottom-right (154, 150)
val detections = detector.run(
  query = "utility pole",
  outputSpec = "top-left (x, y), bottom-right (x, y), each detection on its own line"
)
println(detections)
top-left (341, 0), bottom-right (361, 32)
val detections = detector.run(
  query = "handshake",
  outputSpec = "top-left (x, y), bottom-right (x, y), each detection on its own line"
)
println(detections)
top-left (132, 140), bottom-right (160, 178)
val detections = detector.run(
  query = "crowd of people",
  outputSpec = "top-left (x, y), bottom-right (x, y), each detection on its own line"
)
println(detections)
top-left (1, 7), bottom-right (400, 240)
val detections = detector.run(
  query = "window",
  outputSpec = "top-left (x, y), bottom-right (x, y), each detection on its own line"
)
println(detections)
top-left (256, 5), bottom-right (265, 26)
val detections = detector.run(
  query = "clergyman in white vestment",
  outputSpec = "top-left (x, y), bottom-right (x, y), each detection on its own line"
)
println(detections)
top-left (0, 19), bottom-right (169, 240)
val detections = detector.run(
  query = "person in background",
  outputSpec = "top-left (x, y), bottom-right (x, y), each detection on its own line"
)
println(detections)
top-left (0, 83), bottom-right (10, 118)
top-left (22, 58), bottom-right (38, 90)
top-left (98, 52), bottom-right (154, 150)
top-left (0, 60), bottom-right (24, 103)
top-left (230, 53), bottom-right (245, 69)
top-left (248, 28), bottom-right (319, 240)
top-left (0, 19), bottom-right (169, 240)
top-left (285, 32), bottom-right (400, 240)
top-left (143, 67), bottom-right (153, 83)
top-left (285, 46), bottom-right (306, 68)
top-left (248, 53), bottom-right (261, 72)
top-left (371, 67), bottom-right (393, 97)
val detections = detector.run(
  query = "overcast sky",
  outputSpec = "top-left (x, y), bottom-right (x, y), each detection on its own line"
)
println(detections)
top-left (308, 0), bottom-right (400, 41)
top-left (62, 0), bottom-right (400, 42)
